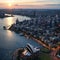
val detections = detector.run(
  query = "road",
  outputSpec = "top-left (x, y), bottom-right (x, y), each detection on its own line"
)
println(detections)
top-left (32, 37), bottom-right (60, 60)
top-left (50, 46), bottom-right (60, 60)
top-left (24, 33), bottom-right (60, 60)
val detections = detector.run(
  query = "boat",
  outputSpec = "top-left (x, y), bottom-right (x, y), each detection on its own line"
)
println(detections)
top-left (19, 33), bottom-right (24, 36)
top-left (3, 26), bottom-right (7, 30)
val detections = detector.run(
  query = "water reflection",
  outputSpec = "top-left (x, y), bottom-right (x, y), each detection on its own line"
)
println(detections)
top-left (5, 17), bottom-right (14, 26)
top-left (6, 30), bottom-right (13, 39)
top-left (0, 15), bottom-right (40, 60)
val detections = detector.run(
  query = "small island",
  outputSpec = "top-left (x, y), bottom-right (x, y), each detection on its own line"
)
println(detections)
top-left (0, 12), bottom-right (13, 18)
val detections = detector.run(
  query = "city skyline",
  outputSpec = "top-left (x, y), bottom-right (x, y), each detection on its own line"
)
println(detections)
top-left (0, 0), bottom-right (60, 9)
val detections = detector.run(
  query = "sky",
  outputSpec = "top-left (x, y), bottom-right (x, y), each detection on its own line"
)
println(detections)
top-left (0, 0), bottom-right (60, 9)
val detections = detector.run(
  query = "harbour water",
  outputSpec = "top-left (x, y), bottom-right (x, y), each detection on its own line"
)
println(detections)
top-left (0, 15), bottom-right (41, 60)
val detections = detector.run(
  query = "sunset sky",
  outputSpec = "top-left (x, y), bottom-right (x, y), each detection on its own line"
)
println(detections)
top-left (0, 0), bottom-right (60, 9)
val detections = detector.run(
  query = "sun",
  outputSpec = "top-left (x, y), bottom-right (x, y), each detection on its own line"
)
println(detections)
top-left (8, 3), bottom-right (12, 7)
top-left (6, 0), bottom-right (15, 7)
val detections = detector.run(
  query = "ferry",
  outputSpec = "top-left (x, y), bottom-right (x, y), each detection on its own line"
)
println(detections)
top-left (3, 26), bottom-right (7, 30)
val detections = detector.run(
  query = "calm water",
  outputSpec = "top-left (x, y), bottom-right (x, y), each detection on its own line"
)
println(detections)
top-left (0, 15), bottom-right (41, 60)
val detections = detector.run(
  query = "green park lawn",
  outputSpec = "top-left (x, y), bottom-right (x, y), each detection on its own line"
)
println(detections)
top-left (38, 53), bottom-right (52, 60)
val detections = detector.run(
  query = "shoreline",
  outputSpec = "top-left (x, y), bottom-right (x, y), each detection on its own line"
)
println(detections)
top-left (9, 29), bottom-right (51, 50)
top-left (24, 32), bottom-right (60, 51)
top-left (23, 32), bottom-right (51, 49)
